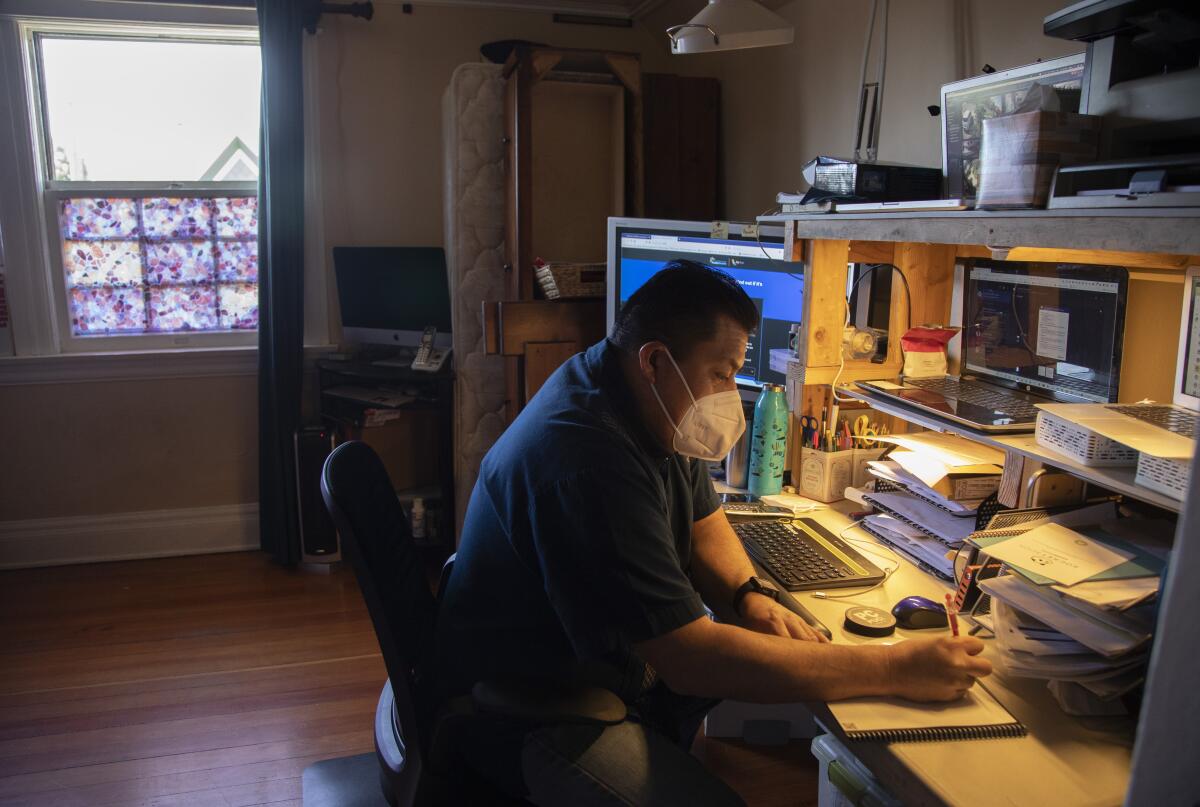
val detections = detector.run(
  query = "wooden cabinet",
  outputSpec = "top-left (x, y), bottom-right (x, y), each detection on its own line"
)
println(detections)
top-left (642, 73), bottom-right (721, 221)
top-left (487, 47), bottom-right (644, 422)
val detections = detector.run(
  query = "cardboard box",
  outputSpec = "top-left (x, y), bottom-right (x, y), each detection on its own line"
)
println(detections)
top-left (976, 111), bottom-right (1100, 209)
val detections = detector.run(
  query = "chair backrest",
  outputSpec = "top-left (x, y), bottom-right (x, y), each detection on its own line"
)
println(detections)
top-left (320, 441), bottom-right (438, 746)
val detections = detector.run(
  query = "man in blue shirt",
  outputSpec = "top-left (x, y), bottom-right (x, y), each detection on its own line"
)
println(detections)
top-left (435, 261), bottom-right (991, 804)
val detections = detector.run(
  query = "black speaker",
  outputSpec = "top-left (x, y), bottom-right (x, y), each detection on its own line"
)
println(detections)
top-left (294, 426), bottom-right (340, 563)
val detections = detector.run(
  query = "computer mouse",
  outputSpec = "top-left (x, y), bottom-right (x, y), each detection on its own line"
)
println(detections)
top-left (891, 595), bottom-right (948, 630)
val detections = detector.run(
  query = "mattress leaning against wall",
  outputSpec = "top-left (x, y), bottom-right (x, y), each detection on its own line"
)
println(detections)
top-left (442, 62), bottom-right (508, 537)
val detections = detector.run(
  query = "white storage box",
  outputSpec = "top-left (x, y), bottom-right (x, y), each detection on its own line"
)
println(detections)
top-left (1135, 453), bottom-right (1191, 500)
top-left (1035, 410), bottom-right (1138, 467)
top-left (704, 700), bottom-right (818, 743)
top-left (811, 733), bottom-right (902, 807)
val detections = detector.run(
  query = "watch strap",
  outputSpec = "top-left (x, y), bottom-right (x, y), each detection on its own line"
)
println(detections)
top-left (732, 575), bottom-right (779, 615)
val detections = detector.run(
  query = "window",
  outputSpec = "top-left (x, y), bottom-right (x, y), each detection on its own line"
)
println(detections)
top-left (23, 21), bottom-right (262, 347)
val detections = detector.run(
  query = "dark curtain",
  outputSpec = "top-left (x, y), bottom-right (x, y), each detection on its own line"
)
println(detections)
top-left (257, 0), bottom-right (312, 564)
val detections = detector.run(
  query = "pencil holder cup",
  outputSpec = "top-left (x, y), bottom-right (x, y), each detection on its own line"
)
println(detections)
top-left (852, 447), bottom-right (889, 488)
top-left (798, 448), bottom-right (854, 503)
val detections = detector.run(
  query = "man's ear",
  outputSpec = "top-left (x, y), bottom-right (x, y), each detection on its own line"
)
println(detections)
top-left (637, 341), bottom-right (667, 384)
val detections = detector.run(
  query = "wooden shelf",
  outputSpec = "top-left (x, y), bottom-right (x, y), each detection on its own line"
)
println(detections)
top-left (759, 208), bottom-right (1200, 256)
top-left (841, 386), bottom-right (1183, 513)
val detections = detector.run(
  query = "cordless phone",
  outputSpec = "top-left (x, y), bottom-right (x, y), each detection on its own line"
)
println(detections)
top-left (411, 326), bottom-right (450, 373)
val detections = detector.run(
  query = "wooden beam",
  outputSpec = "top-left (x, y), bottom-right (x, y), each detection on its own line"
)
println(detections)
top-left (604, 53), bottom-right (641, 95)
top-left (957, 244), bottom-right (1197, 271)
top-left (848, 241), bottom-right (895, 264)
top-left (798, 239), bottom-right (851, 371)
top-left (896, 243), bottom-right (957, 329)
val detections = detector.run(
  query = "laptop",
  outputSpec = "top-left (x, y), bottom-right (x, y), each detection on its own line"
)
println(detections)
top-left (1035, 265), bottom-right (1200, 458)
top-left (858, 261), bottom-right (1129, 432)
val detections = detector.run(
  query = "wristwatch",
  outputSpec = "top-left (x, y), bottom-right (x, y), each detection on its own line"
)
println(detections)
top-left (732, 575), bottom-right (781, 616)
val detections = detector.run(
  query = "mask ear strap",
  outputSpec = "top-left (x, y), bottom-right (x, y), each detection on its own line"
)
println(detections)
top-left (649, 383), bottom-right (681, 435)
top-left (661, 347), bottom-right (698, 406)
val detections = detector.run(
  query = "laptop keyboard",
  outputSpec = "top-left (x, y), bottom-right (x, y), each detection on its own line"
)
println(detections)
top-left (1107, 405), bottom-right (1197, 439)
top-left (905, 377), bottom-right (1041, 420)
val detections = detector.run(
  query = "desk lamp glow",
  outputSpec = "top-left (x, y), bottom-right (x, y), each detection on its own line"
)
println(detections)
top-left (665, 0), bottom-right (794, 54)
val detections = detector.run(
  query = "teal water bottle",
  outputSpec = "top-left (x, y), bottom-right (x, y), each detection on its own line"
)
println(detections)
top-left (748, 384), bottom-right (788, 497)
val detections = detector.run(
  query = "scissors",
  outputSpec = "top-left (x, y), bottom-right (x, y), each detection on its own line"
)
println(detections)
top-left (852, 415), bottom-right (878, 448)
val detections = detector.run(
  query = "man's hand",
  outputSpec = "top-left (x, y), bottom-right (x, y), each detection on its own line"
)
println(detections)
top-left (886, 636), bottom-right (993, 702)
top-left (738, 592), bottom-right (828, 643)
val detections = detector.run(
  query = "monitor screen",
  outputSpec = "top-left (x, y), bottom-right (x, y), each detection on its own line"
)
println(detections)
top-left (963, 261), bottom-right (1128, 403)
top-left (332, 246), bottom-right (452, 348)
top-left (608, 220), bottom-right (801, 389)
top-left (1182, 271), bottom-right (1200, 402)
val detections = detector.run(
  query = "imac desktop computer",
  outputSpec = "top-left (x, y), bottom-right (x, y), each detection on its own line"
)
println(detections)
top-left (332, 246), bottom-right (453, 352)
top-left (606, 218), bottom-right (802, 394)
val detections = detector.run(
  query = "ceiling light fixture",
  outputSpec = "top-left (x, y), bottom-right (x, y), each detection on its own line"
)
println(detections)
top-left (666, 0), bottom-right (794, 54)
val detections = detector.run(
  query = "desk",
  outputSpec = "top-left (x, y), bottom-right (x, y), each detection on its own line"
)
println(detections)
top-left (771, 504), bottom-right (1134, 807)
top-left (316, 357), bottom-right (456, 548)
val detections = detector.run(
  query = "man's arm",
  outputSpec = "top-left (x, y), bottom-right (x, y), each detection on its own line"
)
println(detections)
top-left (690, 508), bottom-right (826, 642)
top-left (633, 616), bottom-right (993, 704)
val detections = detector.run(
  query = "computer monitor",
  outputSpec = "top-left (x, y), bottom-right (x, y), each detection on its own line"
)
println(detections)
top-left (963, 261), bottom-right (1128, 403)
top-left (332, 246), bottom-right (453, 349)
top-left (1175, 266), bottom-right (1200, 411)
top-left (606, 218), bottom-right (801, 390)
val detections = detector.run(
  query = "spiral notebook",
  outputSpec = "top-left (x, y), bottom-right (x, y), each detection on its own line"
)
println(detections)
top-left (828, 684), bottom-right (1026, 742)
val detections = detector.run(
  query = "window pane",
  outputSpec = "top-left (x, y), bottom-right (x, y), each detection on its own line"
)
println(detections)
top-left (39, 37), bottom-right (260, 183)
top-left (214, 197), bottom-right (258, 238)
top-left (145, 241), bottom-right (215, 285)
top-left (216, 240), bottom-right (257, 282)
top-left (61, 198), bottom-right (138, 239)
top-left (59, 196), bottom-right (256, 336)
top-left (149, 286), bottom-right (218, 332)
top-left (62, 240), bottom-right (142, 287)
top-left (218, 283), bottom-right (258, 329)
top-left (142, 198), bottom-right (214, 240)
top-left (70, 286), bottom-right (146, 333)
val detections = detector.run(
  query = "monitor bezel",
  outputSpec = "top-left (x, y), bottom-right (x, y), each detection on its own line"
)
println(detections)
top-left (1174, 265), bottom-right (1200, 411)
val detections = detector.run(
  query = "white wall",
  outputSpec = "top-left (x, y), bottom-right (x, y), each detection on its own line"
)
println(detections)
top-left (642, 0), bottom-right (1082, 220)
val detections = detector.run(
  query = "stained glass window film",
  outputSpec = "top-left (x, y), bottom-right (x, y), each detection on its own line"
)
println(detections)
top-left (59, 197), bottom-right (258, 335)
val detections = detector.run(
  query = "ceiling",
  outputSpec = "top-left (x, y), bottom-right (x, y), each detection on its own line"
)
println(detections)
top-left (376, 0), bottom-right (787, 22)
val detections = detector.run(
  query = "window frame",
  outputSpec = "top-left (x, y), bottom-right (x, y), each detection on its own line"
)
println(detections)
top-left (23, 19), bottom-right (263, 352)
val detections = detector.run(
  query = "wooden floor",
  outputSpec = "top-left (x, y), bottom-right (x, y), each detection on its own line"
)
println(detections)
top-left (0, 552), bottom-right (817, 806)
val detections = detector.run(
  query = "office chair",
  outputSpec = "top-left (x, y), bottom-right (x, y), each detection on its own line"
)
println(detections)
top-left (320, 441), bottom-right (625, 806)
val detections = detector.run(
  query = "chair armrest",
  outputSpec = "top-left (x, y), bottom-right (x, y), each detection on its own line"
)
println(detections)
top-left (471, 679), bottom-right (627, 726)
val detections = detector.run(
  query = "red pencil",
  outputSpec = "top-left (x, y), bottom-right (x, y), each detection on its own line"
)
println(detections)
top-left (944, 593), bottom-right (960, 637)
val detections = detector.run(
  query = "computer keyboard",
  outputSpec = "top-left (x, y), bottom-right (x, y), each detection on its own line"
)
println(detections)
top-left (905, 377), bottom-right (1041, 420)
top-left (1107, 405), bottom-right (1198, 439)
top-left (733, 518), bottom-right (887, 591)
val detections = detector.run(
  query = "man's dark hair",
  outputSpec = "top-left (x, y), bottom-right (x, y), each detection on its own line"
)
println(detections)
top-left (611, 260), bottom-right (759, 359)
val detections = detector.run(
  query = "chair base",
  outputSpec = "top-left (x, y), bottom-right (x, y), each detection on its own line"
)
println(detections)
top-left (302, 753), bottom-right (392, 807)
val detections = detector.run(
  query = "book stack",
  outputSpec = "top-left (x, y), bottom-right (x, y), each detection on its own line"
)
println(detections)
top-left (971, 518), bottom-right (1171, 715)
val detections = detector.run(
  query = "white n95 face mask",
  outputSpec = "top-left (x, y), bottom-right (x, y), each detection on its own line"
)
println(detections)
top-left (649, 348), bottom-right (746, 461)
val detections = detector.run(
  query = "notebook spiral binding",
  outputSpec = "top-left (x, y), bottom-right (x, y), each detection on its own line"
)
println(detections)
top-left (845, 723), bottom-right (1027, 742)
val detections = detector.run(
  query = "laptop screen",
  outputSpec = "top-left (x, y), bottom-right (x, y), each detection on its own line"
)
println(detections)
top-left (1183, 272), bottom-right (1200, 401)
top-left (963, 262), bottom-right (1128, 403)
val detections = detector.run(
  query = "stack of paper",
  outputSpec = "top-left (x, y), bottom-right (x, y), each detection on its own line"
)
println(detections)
top-left (867, 460), bottom-right (980, 515)
top-left (861, 514), bottom-right (956, 579)
top-left (862, 489), bottom-right (979, 546)
top-left (874, 432), bottom-right (1005, 503)
top-left (974, 519), bottom-right (1170, 709)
